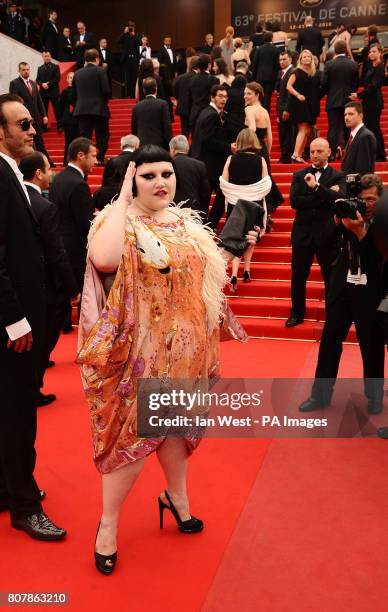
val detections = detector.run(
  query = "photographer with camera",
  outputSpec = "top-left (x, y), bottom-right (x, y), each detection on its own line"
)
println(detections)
top-left (286, 138), bottom-right (345, 327)
top-left (300, 173), bottom-right (385, 414)
top-left (118, 21), bottom-right (142, 98)
top-left (341, 101), bottom-right (376, 176)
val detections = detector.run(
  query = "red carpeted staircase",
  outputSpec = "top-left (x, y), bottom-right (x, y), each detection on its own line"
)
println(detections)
top-left (43, 89), bottom-right (388, 341)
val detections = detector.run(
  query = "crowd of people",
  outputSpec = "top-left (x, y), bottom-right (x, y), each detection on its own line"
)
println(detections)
top-left (0, 9), bottom-right (387, 577)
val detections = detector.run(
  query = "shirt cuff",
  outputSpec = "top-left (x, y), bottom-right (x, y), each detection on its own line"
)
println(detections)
top-left (5, 318), bottom-right (31, 341)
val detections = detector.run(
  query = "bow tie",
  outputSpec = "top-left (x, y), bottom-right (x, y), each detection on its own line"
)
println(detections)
top-left (311, 166), bottom-right (325, 175)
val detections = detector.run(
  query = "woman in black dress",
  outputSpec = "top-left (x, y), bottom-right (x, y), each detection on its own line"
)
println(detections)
top-left (286, 50), bottom-right (318, 162)
top-left (59, 72), bottom-right (79, 166)
top-left (356, 44), bottom-right (386, 161)
top-left (135, 59), bottom-right (165, 101)
top-left (92, 157), bottom-right (126, 211)
top-left (225, 74), bottom-right (247, 141)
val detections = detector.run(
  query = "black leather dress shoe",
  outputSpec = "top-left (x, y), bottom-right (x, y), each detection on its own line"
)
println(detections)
top-left (299, 397), bottom-right (327, 412)
top-left (285, 315), bottom-right (304, 328)
top-left (34, 392), bottom-right (56, 407)
top-left (0, 490), bottom-right (46, 513)
top-left (367, 400), bottom-right (383, 415)
top-left (11, 512), bottom-right (67, 541)
top-left (377, 427), bottom-right (388, 439)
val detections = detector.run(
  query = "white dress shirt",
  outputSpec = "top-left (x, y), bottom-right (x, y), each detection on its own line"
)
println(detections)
top-left (0, 152), bottom-right (32, 341)
top-left (165, 45), bottom-right (173, 63)
top-left (350, 123), bottom-right (364, 140)
top-left (24, 181), bottom-right (42, 194)
top-left (100, 48), bottom-right (106, 61)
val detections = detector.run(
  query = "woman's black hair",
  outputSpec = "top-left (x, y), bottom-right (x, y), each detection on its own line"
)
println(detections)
top-left (231, 74), bottom-right (247, 89)
top-left (138, 58), bottom-right (154, 80)
top-left (131, 145), bottom-right (179, 196)
top-left (102, 156), bottom-right (126, 188)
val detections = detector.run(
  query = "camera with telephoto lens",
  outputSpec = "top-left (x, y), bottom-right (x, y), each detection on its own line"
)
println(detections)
top-left (334, 174), bottom-right (366, 220)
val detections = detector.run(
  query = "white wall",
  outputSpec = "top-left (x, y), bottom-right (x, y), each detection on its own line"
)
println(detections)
top-left (0, 33), bottom-right (58, 94)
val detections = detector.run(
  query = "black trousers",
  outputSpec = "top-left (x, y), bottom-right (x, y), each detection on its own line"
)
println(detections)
top-left (327, 108), bottom-right (347, 152)
top-left (260, 81), bottom-right (274, 113)
top-left (63, 124), bottom-right (80, 165)
top-left (78, 115), bottom-right (109, 162)
top-left (364, 108), bottom-right (386, 162)
top-left (207, 179), bottom-right (225, 231)
top-left (124, 57), bottom-right (138, 98)
top-left (42, 95), bottom-right (61, 128)
top-left (179, 115), bottom-right (190, 138)
top-left (290, 239), bottom-right (338, 318)
top-left (312, 284), bottom-right (386, 404)
top-left (278, 116), bottom-right (295, 162)
top-left (0, 337), bottom-right (42, 520)
top-left (37, 298), bottom-right (69, 389)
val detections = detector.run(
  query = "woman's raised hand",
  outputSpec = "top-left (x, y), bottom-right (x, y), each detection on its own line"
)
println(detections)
top-left (119, 161), bottom-right (136, 206)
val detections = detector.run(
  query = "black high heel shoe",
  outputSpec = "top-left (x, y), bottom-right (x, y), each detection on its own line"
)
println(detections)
top-left (158, 490), bottom-right (203, 533)
top-left (230, 276), bottom-right (238, 293)
top-left (94, 522), bottom-right (117, 575)
top-left (243, 270), bottom-right (251, 283)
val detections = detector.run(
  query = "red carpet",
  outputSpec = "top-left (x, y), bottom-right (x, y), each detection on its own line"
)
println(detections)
top-left (1, 334), bottom-right (387, 611)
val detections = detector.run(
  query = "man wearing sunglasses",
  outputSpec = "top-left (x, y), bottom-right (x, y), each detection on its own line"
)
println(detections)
top-left (0, 94), bottom-right (66, 541)
top-left (9, 62), bottom-right (55, 167)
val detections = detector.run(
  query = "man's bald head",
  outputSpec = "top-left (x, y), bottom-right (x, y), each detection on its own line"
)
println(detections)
top-left (310, 138), bottom-right (331, 167)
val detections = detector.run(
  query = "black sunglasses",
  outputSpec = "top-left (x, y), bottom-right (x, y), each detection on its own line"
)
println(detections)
top-left (16, 118), bottom-right (35, 131)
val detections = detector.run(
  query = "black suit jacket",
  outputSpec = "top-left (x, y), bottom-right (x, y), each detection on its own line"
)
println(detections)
top-left (118, 32), bottom-right (142, 62)
top-left (7, 12), bottom-right (26, 43)
top-left (0, 157), bottom-right (45, 340)
top-left (290, 165), bottom-right (346, 247)
top-left (358, 64), bottom-right (385, 112)
top-left (49, 166), bottom-right (93, 275)
top-left (131, 96), bottom-right (172, 149)
top-left (173, 154), bottom-right (211, 215)
top-left (276, 66), bottom-right (294, 117)
top-left (73, 32), bottom-right (97, 68)
top-left (341, 125), bottom-right (376, 175)
top-left (157, 46), bottom-right (177, 79)
top-left (188, 71), bottom-right (219, 127)
top-left (252, 43), bottom-right (280, 83)
top-left (99, 48), bottom-right (115, 70)
top-left (59, 87), bottom-right (77, 126)
top-left (190, 105), bottom-right (231, 182)
top-left (36, 62), bottom-right (60, 98)
top-left (41, 20), bottom-right (59, 58)
top-left (9, 76), bottom-right (46, 125)
top-left (322, 56), bottom-right (359, 110)
top-left (117, 150), bottom-right (135, 171)
top-left (26, 186), bottom-right (78, 303)
top-left (58, 34), bottom-right (74, 61)
top-left (173, 71), bottom-right (196, 116)
top-left (72, 64), bottom-right (111, 118)
top-left (296, 27), bottom-right (325, 57)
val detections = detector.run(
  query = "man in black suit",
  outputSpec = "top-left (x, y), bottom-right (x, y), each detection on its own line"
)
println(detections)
top-left (300, 174), bottom-right (386, 414)
top-left (275, 50), bottom-right (295, 163)
top-left (188, 54), bottom-right (219, 133)
top-left (296, 15), bottom-right (325, 59)
top-left (173, 55), bottom-right (199, 137)
top-left (40, 9), bottom-right (59, 59)
top-left (73, 21), bottom-right (97, 70)
top-left (202, 33), bottom-right (214, 55)
top-left (7, 3), bottom-right (26, 43)
top-left (72, 48), bottom-right (111, 165)
top-left (170, 134), bottom-right (211, 220)
top-left (0, 93), bottom-right (66, 540)
top-left (341, 102), bottom-right (376, 176)
top-left (9, 62), bottom-right (54, 166)
top-left (99, 38), bottom-right (115, 97)
top-left (118, 20), bottom-right (142, 98)
top-left (36, 51), bottom-right (61, 131)
top-left (58, 27), bottom-right (74, 62)
top-left (131, 77), bottom-right (172, 149)
top-left (157, 35), bottom-right (177, 80)
top-left (321, 40), bottom-right (359, 159)
top-left (286, 138), bottom-right (345, 327)
top-left (20, 152), bottom-right (79, 406)
top-left (191, 84), bottom-right (236, 230)
top-left (49, 137), bottom-right (96, 305)
top-left (117, 134), bottom-right (139, 170)
top-left (251, 32), bottom-right (280, 112)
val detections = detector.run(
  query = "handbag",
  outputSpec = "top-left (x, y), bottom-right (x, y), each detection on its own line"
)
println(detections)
top-left (218, 198), bottom-right (265, 258)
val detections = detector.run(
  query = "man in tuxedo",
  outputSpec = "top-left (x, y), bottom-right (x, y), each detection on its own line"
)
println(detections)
top-left (7, 3), bottom-right (26, 43)
top-left (188, 54), bottom-right (219, 133)
top-left (41, 9), bottom-right (59, 59)
top-left (0, 93), bottom-right (66, 540)
top-left (202, 33), bottom-right (214, 55)
top-left (157, 35), bottom-right (177, 80)
top-left (131, 77), bottom-right (172, 149)
top-left (118, 21), bottom-right (142, 98)
top-left (251, 32), bottom-right (280, 112)
top-left (73, 21), bottom-right (97, 70)
top-left (275, 50), bottom-right (295, 164)
top-left (321, 41), bottom-right (359, 159)
top-left (341, 102), bottom-right (376, 176)
top-left (173, 55), bottom-right (199, 137)
top-left (286, 138), bottom-right (345, 327)
top-left (296, 15), bottom-right (325, 59)
top-left (72, 49), bottom-right (111, 165)
top-left (9, 63), bottom-right (54, 166)
top-left (58, 27), bottom-right (74, 62)
top-left (49, 137), bottom-right (96, 304)
top-left (299, 174), bottom-right (386, 414)
top-left (117, 134), bottom-right (139, 170)
top-left (191, 84), bottom-right (236, 230)
top-left (36, 51), bottom-right (61, 131)
top-left (170, 135), bottom-right (211, 220)
top-left (20, 152), bottom-right (79, 406)
top-left (99, 38), bottom-right (114, 97)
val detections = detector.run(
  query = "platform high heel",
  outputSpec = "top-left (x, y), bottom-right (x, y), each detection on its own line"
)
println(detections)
top-left (158, 490), bottom-right (203, 533)
top-left (230, 276), bottom-right (238, 293)
top-left (243, 270), bottom-right (251, 283)
top-left (94, 522), bottom-right (117, 575)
